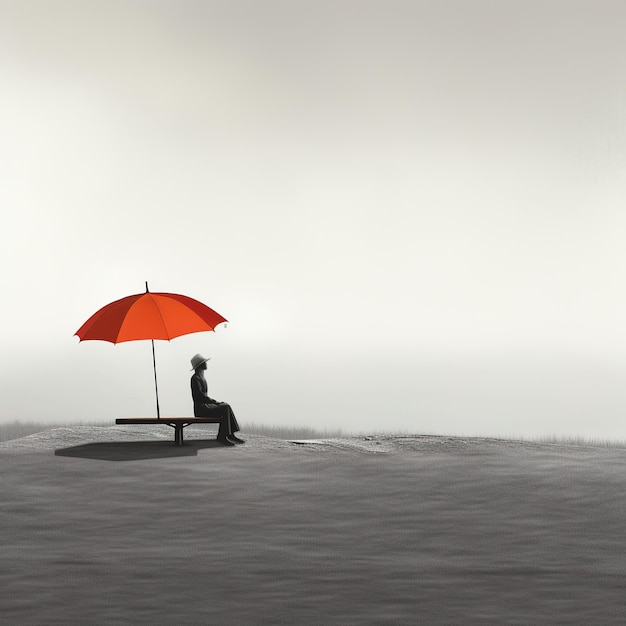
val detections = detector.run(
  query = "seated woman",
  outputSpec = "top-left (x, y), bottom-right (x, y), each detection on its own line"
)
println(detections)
top-left (190, 353), bottom-right (244, 446)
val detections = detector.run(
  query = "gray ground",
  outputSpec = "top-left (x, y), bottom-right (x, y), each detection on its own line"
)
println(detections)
top-left (2, 426), bottom-right (626, 624)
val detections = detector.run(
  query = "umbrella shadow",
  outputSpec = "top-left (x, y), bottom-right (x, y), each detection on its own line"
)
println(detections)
top-left (54, 439), bottom-right (222, 461)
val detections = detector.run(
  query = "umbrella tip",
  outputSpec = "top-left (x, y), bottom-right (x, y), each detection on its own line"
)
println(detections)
top-left (145, 281), bottom-right (149, 293)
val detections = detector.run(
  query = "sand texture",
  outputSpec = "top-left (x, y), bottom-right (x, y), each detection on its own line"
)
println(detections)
top-left (2, 426), bottom-right (626, 624)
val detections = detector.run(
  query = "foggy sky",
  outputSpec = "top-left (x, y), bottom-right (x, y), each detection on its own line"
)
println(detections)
top-left (2, 1), bottom-right (626, 438)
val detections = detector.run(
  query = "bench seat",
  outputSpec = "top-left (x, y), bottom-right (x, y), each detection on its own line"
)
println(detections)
top-left (116, 417), bottom-right (221, 445)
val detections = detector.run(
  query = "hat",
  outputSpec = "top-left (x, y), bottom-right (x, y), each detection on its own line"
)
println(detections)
top-left (190, 353), bottom-right (211, 371)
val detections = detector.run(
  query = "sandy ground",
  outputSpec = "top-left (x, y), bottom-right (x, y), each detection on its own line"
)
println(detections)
top-left (2, 426), bottom-right (626, 624)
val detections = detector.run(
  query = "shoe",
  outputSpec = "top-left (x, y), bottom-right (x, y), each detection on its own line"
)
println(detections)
top-left (229, 435), bottom-right (245, 444)
top-left (217, 437), bottom-right (235, 446)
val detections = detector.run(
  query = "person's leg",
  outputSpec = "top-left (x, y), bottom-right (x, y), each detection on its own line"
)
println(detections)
top-left (222, 403), bottom-right (244, 443)
top-left (205, 405), bottom-right (233, 444)
top-left (221, 403), bottom-right (239, 432)
top-left (216, 416), bottom-right (232, 442)
top-left (196, 404), bottom-right (235, 445)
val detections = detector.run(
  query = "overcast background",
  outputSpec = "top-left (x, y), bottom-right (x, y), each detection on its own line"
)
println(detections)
top-left (2, 0), bottom-right (626, 439)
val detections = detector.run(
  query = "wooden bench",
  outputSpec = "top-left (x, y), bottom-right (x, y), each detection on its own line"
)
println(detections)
top-left (115, 418), bottom-right (221, 445)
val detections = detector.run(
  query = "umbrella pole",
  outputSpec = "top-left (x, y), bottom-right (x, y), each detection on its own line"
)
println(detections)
top-left (151, 339), bottom-right (161, 419)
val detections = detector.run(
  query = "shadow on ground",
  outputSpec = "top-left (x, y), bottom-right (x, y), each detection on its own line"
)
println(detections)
top-left (54, 439), bottom-right (222, 461)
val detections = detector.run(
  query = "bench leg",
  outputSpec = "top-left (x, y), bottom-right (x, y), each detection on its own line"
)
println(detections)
top-left (174, 424), bottom-right (184, 445)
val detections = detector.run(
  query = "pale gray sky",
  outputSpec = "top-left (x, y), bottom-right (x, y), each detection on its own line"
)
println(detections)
top-left (2, 0), bottom-right (626, 438)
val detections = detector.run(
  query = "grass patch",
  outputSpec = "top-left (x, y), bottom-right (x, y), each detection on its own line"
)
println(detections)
top-left (1, 420), bottom-right (626, 448)
top-left (0, 420), bottom-right (110, 443)
top-left (240, 422), bottom-right (347, 440)
top-left (531, 434), bottom-right (626, 448)
top-left (0, 420), bottom-right (348, 443)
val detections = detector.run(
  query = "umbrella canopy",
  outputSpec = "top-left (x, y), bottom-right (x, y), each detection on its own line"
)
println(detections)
top-left (75, 290), bottom-right (227, 343)
top-left (75, 283), bottom-right (227, 418)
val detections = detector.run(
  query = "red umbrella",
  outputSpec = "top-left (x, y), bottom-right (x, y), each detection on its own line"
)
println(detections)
top-left (75, 282), bottom-right (227, 418)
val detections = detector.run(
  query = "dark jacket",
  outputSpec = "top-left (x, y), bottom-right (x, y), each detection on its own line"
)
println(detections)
top-left (191, 372), bottom-right (219, 416)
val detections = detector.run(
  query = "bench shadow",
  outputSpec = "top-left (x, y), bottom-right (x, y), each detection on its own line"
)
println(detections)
top-left (54, 439), bottom-right (222, 461)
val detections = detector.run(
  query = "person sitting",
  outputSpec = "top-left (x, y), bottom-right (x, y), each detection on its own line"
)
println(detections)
top-left (190, 353), bottom-right (244, 446)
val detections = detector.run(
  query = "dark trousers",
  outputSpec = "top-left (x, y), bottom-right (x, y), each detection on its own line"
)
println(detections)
top-left (195, 403), bottom-right (240, 440)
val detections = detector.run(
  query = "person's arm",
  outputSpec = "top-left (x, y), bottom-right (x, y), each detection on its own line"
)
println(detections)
top-left (191, 375), bottom-right (219, 405)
